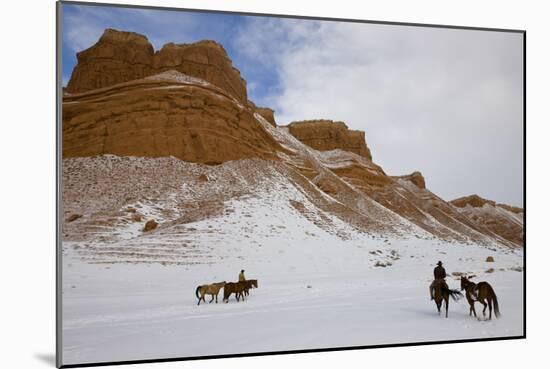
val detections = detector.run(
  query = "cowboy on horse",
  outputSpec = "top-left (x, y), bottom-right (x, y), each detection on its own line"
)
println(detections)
top-left (429, 261), bottom-right (447, 300)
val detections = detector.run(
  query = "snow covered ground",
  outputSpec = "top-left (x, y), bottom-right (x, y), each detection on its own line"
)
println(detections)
top-left (61, 188), bottom-right (524, 365)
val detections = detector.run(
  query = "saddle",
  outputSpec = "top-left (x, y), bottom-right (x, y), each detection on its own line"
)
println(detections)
top-left (433, 278), bottom-right (448, 289)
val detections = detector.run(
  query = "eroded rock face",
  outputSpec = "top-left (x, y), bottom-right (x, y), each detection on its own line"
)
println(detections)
top-left (247, 100), bottom-right (276, 126)
top-left (286, 120), bottom-right (372, 160)
top-left (392, 171), bottom-right (426, 189)
top-left (451, 194), bottom-right (524, 247)
top-left (451, 194), bottom-right (496, 208)
top-left (255, 107), bottom-right (276, 126)
top-left (315, 151), bottom-right (509, 245)
top-left (63, 71), bottom-right (282, 165)
top-left (66, 29), bottom-right (248, 103)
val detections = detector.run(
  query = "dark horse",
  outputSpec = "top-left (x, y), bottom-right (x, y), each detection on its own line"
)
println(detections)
top-left (432, 279), bottom-right (463, 318)
top-left (460, 276), bottom-right (500, 320)
top-left (223, 281), bottom-right (248, 303)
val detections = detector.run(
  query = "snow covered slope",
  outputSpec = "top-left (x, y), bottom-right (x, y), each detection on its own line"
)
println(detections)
top-left (61, 155), bottom-right (524, 365)
top-left (60, 69), bottom-right (524, 365)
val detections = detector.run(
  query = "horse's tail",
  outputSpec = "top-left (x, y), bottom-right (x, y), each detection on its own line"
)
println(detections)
top-left (443, 287), bottom-right (463, 302)
top-left (195, 285), bottom-right (201, 299)
top-left (487, 284), bottom-right (500, 318)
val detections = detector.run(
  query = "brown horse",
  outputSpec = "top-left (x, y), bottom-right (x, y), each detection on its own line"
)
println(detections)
top-left (243, 279), bottom-right (258, 296)
top-left (460, 276), bottom-right (500, 320)
top-left (223, 281), bottom-right (248, 303)
top-left (432, 279), bottom-right (463, 318)
top-left (195, 281), bottom-right (226, 305)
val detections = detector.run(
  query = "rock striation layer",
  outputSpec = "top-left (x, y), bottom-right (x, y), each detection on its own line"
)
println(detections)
top-left (286, 120), bottom-right (372, 160)
top-left (63, 71), bottom-right (282, 165)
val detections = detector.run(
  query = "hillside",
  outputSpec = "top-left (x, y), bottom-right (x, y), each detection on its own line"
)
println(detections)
top-left (62, 29), bottom-right (523, 250)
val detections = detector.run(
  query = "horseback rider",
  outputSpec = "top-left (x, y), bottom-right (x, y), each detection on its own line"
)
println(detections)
top-left (430, 261), bottom-right (448, 300)
top-left (238, 269), bottom-right (246, 282)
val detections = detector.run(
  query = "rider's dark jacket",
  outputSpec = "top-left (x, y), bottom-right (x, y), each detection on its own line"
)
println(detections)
top-left (433, 265), bottom-right (446, 279)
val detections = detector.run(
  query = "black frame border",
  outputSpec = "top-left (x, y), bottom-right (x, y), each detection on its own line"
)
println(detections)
top-left (56, 1), bottom-right (527, 367)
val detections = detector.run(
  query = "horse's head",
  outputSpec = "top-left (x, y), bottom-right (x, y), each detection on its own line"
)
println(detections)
top-left (251, 280), bottom-right (258, 288)
top-left (460, 276), bottom-right (468, 290)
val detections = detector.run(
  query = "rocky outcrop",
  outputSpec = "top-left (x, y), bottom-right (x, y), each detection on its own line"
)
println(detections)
top-left (451, 194), bottom-right (496, 208)
top-left (63, 70), bottom-right (283, 165)
top-left (451, 195), bottom-right (524, 247)
top-left (66, 29), bottom-right (248, 103)
top-left (255, 107), bottom-right (276, 126)
top-left (143, 219), bottom-right (158, 232)
top-left (247, 100), bottom-right (276, 126)
top-left (392, 171), bottom-right (426, 189)
top-left (286, 120), bottom-right (372, 160)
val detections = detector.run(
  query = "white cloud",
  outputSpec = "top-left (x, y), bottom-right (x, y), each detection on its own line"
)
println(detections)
top-left (236, 18), bottom-right (523, 206)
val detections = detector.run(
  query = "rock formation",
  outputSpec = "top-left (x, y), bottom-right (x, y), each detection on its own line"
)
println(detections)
top-left (450, 194), bottom-right (495, 208)
top-left (247, 100), bottom-right (277, 126)
top-left (63, 71), bottom-right (282, 165)
top-left (66, 29), bottom-right (248, 103)
top-left (254, 107), bottom-right (276, 126)
top-left (286, 120), bottom-right (372, 160)
top-left (451, 195), bottom-right (524, 247)
top-left (62, 29), bottom-right (524, 250)
top-left (392, 171), bottom-right (426, 189)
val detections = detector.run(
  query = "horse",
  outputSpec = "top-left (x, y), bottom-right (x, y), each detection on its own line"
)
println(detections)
top-left (460, 276), bottom-right (500, 320)
top-left (195, 281), bottom-right (226, 305)
top-left (432, 279), bottom-right (463, 318)
top-left (243, 279), bottom-right (258, 296)
top-left (223, 281), bottom-right (248, 303)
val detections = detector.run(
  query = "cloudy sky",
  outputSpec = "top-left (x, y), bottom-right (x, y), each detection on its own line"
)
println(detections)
top-left (61, 3), bottom-right (524, 207)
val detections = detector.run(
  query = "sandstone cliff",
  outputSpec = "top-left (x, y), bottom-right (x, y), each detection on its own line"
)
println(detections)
top-left (63, 70), bottom-right (282, 164)
top-left (66, 29), bottom-right (248, 103)
top-left (286, 120), bottom-right (372, 160)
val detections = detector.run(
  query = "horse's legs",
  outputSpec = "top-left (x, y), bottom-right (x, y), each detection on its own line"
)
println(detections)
top-left (445, 297), bottom-right (449, 318)
top-left (488, 298), bottom-right (493, 320)
top-left (215, 293), bottom-right (218, 303)
top-left (209, 294), bottom-right (215, 303)
top-left (481, 301), bottom-right (488, 318)
top-left (436, 300), bottom-right (441, 315)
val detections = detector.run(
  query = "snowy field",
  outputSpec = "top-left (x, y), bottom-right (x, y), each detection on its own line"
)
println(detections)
top-left (61, 190), bottom-right (524, 365)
